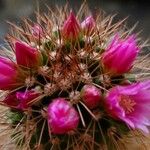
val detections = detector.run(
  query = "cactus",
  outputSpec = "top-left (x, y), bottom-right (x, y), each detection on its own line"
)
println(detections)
top-left (0, 3), bottom-right (150, 150)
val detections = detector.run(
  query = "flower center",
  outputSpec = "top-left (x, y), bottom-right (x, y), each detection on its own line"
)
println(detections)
top-left (119, 95), bottom-right (136, 114)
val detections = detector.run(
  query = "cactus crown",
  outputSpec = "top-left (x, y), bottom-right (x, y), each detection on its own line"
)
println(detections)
top-left (0, 3), bottom-right (150, 150)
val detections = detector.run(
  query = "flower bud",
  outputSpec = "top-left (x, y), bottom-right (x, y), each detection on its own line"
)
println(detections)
top-left (101, 34), bottom-right (140, 75)
top-left (48, 98), bottom-right (79, 134)
top-left (32, 24), bottom-right (44, 37)
top-left (0, 56), bottom-right (21, 90)
top-left (3, 90), bottom-right (40, 110)
top-left (62, 12), bottom-right (80, 41)
top-left (81, 85), bottom-right (102, 109)
top-left (81, 15), bottom-right (95, 31)
top-left (15, 41), bottom-right (42, 68)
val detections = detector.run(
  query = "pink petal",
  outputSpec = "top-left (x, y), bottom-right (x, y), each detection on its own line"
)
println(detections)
top-left (15, 41), bottom-right (41, 68)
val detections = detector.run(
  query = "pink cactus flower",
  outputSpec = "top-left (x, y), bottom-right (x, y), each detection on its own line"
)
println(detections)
top-left (32, 24), bottom-right (44, 37)
top-left (48, 98), bottom-right (79, 134)
top-left (101, 35), bottom-right (140, 75)
top-left (81, 85), bottom-right (102, 109)
top-left (3, 90), bottom-right (40, 110)
top-left (81, 15), bottom-right (95, 31)
top-left (105, 80), bottom-right (150, 133)
top-left (15, 41), bottom-right (42, 68)
top-left (0, 56), bottom-right (20, 90)
top-left (62, 12), bottom-right (80, 41)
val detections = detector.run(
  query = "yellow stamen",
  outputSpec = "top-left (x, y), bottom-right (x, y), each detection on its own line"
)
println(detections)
top-left (119, 95), bottom-right (136, 114)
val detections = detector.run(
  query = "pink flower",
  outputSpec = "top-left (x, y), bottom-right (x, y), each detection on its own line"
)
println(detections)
top-left (0, 56), bottom-right (20, 90)
top-left (15, 41), bottom-right (42, 68)
top-left (81, 85), bottom-right (102, 109)
top-left (48, 98), bottom-right (79, 134)
top-left (32, 24), bottom-right (44, 37)
top-left (3, 90), bottom-right (40, 110)
top-left (62, 12), bottom-right (80, 41)
top-left (105, 80), bottom-right (150, 133)
top-left (81, 15), bottom-right (95, 31)
top-left (101, 35), bottom-right (140, 75)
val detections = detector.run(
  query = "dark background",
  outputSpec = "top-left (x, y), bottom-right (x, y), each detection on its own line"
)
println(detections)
top-left (0, 0), bottom-right (149, 44)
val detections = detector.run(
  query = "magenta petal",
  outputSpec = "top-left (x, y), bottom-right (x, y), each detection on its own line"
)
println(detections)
top-left (3, 90), bottom-right (40, 110)
top-left (107, 34), bottom-right (120, 50)
top-left (48, 98), bottom-right (79, 134)
top-left (129, 115), bottom-right (150, 126)
top-left (102, 34), bottom-right (140, 75)
top-left (62, 12), bottom-right (80, 40)
top-left (130, 91), bottom-right (150, 103)
top-left (81, 85), bottom-right (102, 109)
top-left (121, 117), bottom-right (135, 129)
top-left (3, 93), bottom-right (19, 108)
top-left (105, 80), bottom-right (150, 133)
top-left (135, 124), bottom-right (149, 133)
top-left (16, 90), bottom-right (40, 109)
top-left (0, 75), bottom-right (14, 87)
top-left (32, 24), bottom-right (44, 37)
top-left (138, 80), bottom-right (150, 90)
top-left (0, 56), bottom-right (16, 75)
top-left (81, 15), bottom-right (95, 31)
top-left (0, 56), bottom-right (19, 90)
top-left (15, 41), bottom-right (41, 68)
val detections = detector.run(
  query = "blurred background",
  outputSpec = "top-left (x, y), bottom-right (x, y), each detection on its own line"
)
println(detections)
top-left (0, 0), bottom-right (149, 44)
